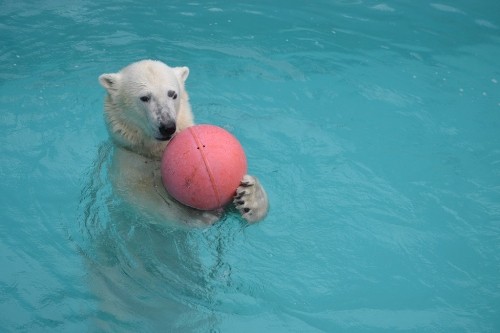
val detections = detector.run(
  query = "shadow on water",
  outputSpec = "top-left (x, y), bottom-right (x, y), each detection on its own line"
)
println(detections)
top-left (72, 142), bottom-right (246, 332)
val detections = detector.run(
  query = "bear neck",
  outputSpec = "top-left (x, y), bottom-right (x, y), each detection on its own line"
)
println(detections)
top-left (103, 94), bottom-right (193, 160)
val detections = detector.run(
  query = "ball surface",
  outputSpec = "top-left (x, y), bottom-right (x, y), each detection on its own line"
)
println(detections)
top-left (161, 125), bottom-right (247, 210)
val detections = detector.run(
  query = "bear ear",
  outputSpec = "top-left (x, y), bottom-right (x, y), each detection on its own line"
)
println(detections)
top-left (98, 73), bottom-right (121, 93)
top-left (173, 66), bottom-right (190, 83)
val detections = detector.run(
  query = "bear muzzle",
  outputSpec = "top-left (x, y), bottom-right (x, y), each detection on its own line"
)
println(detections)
top-left (157, 122), bottom-right (176, 141)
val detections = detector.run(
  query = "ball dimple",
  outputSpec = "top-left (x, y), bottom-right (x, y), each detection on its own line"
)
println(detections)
top-left (161, 125), bottom-right (247, 211)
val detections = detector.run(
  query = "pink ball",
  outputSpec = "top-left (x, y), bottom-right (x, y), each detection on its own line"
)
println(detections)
top-left (161, 125), bottom-right (247, 210)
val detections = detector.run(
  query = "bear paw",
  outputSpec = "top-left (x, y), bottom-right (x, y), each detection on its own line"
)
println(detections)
top-left (233, 175), bottom-right (269, 223)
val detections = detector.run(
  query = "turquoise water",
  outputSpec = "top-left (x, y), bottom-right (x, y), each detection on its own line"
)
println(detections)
top-left (1, 0), bottom-right (500, 332)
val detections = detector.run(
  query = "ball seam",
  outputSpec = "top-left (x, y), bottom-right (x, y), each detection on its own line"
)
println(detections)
top-left (187, 126), bottom-right (221, 209)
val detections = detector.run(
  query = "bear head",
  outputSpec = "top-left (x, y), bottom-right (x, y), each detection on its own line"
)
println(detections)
top-left (99, 60), bottom-right (190, 142)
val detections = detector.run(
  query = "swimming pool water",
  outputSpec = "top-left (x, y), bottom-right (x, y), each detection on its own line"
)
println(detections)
top-left (1, 0), bottom-right (499, 332)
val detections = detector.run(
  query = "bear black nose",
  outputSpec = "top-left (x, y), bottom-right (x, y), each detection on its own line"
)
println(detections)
top-left (158, 122), bottom-right (176, 140)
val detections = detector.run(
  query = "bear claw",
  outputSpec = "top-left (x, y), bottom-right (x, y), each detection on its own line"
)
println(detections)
top-left (233, 175), bottom-right (268, 223)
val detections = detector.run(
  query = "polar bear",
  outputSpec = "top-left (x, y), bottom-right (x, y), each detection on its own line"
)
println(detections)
top-left (98, 60), bottom-right (268, 225)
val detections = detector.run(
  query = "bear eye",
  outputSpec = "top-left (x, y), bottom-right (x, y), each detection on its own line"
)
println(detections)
top-left (168, 90), bottom-right (178, 100)
top-left (140, 95), bottom-right (151, 102)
